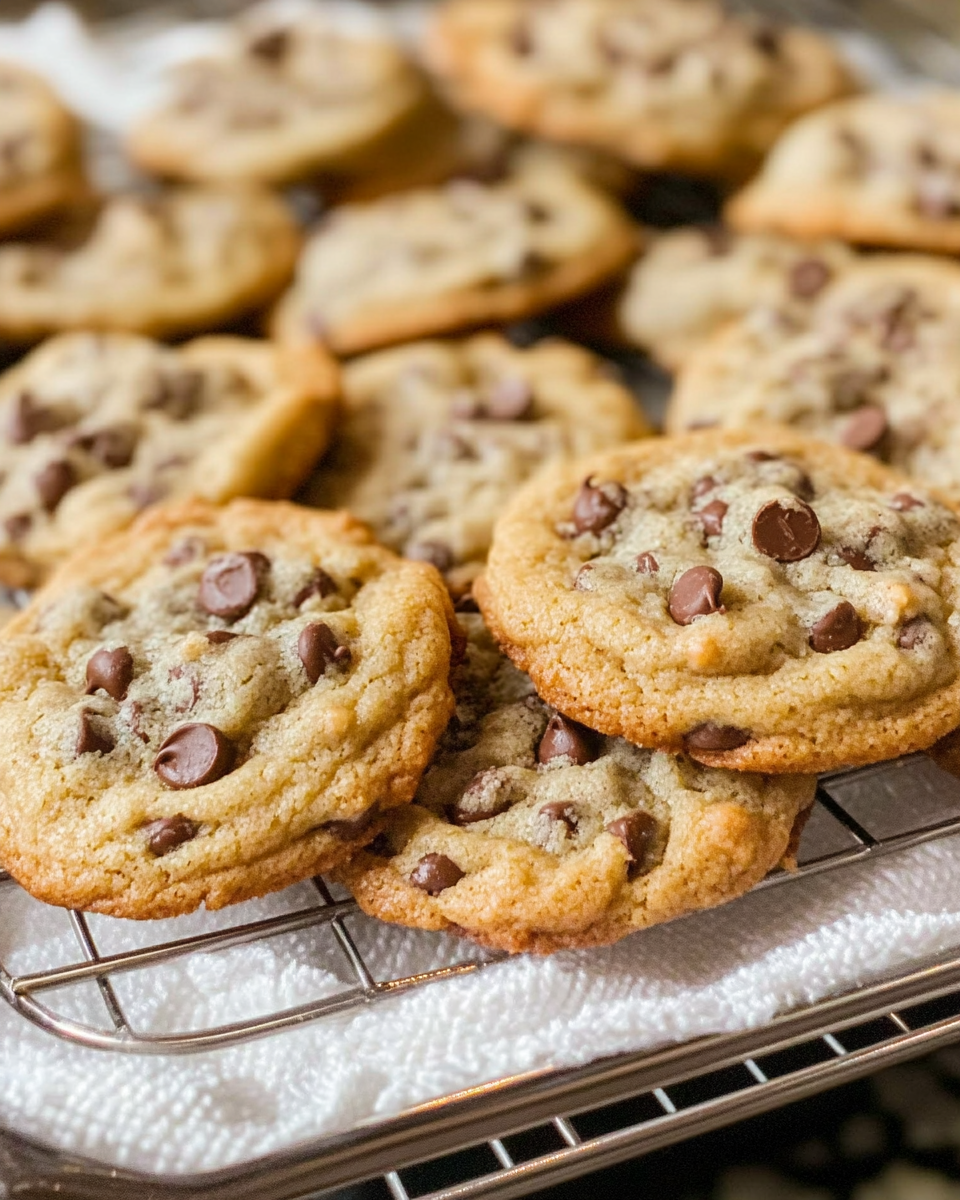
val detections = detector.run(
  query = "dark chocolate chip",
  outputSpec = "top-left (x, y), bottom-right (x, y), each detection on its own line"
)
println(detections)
top-left (205, 630), bottom-right (238, 644)
top-left (407, 541), bottom-right (455, 572)
top-left (537, 714), bottom-right (597, 766)
top-left (691, 475), bottom-right (720, 501)
top-left (809, 601), bottom-right (862, 653)
top-left (451, 770), bottom-right (512, 824)
top-left (668, 566), bottom-right (724, 625)
top-left (8, 392), bottom-right (60, 444)
top-left (635, 552), bottom-right (659, 574)
top-left (35, 459), bottom-right (76, 512)
top-left (606, 810), bottom-right (657, 865)
top-left (368, 832), bottom-right (395, 857)
top-left (789, 258), bottom-right (832, 299)
top-left (683, 723), bottom-right (751, 752)
top-left (163, 536), bottom-right (205, 566)
top-left (76, 709), bottom-right (114, 756)
top-left (697, 499), bottom-right (727, 539)
top-left (144, 814), bottom-right (199, 856)
top-left (539, 801), bottom-right (578, 832)
top-left (841, 405), bottom-right (888, 454)
top-left (293, 567), bottom-right (337, 607)
top-left (751, 499), bottom-right (821, 562)
top-left (298, 622), bottom-right (351, 684)
top-left (454, 590), bottom-right (480, 612)
top-left (322, 807), bottom-right (378, 841)
top-left (483, 378), bottom-right (533, 421)
top-left (198, 552), bottom-right (268, 620)
top-left (85, 646), bottom-right (134, 701)
top-left (154, 723), bottom-right (236, 789)
top-left (73, 423), bottom-right (138, 469)
top-left (409, 853), bottom-right (464, 895)
top-left (898, 616), bottom-right (933, 649)
top-left (890, 492), bottom-right (924, 512)
top-left (838, 546), bottom-right (875, 572)
top-left (571, 476), bottom-right (627, 535)
top-left (4, 512), bottom-right (30, 542)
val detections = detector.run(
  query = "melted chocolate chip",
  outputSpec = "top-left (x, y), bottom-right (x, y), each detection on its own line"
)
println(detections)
top-left (752, 499), bottom-right (821, 562)
top-left (809, 601), bottom-right (862, 653)
top-left (298, 622), bottom-right (351, 684)
top-left (73, 423), bottom-right (138, 469)
top-left (85, 646), bottom-right (134, 701)
top-left (537, 714), bottom-right (597, 766)
top-left (451, 771), bottom-right (512, 824)
top-left (198, 552), bottom-right (268, 620)
top-left (697, 499), bottom-right (727, 539)
top-left (789, 258), bottom-right (832, 299)
top-left (539, 801), bottom-right (578, 832)
top-left (409, 853), bottom-right (464, 895)
top-left (636, 552), bottom-right (659, 574)
top-left (8, 392), bottom-right (60, 444)
top-left (668, 566), bottom-right (724, 625)
top-left (76, 709), bottom-right (114, 756)
top-left (571, 477), bottom-right (628, 535)
top-left (154, 724), bottom-right (236, 789)
top-left (898, 616), bottom-right (933, 649)
top-left (293, 567), bottom-right (337, 607)
top-left (144, 814), bottom-right (199, 856)
top-left (684, 723), bottom-right (751, 752)
top-left (407, 541), bottom-right (455, 572)
top-left (205, 630), bottom-right (238, 644)
top-left (841, 405), bottom-right (888, 454)
top-left (838, 546), bottom-right (875, 572)
top-left (35, 460), bottom-right (76, 512)
top-left (606, 811), bottom-right (657, 866)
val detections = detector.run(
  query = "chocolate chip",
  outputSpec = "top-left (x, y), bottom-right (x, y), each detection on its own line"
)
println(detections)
top-left (789, 258), bottom-right (832, 299)
top-left (368, 832), bottom-right (395, 857)
top-left (8, 392), bottom-right (60, 444)
top-left (809, 601), bottom-right (861, 653)
top-left (4, 512), bottom-right (30, 542)
top-left (248, 27), bottom-right (288, 60)
top-left (154, 723), bottom-right (236, 789)
top-left (451, 770), bottom-right (512, 824)
top-left (407, 541), bottom-right (455, 572)
top-left (198, 552), bottom-right (268, 620)
top-left (752, 22), bottom-right (781, 54)
top-left (73, 423), bottom-right (138, 469)
top-left (700, 224), bottom-right (733, 256)
top-left (838, 546), bottom-right (875, 572)
top-left (298, 622), bottom-right (351, 684)
top-left (668, 566), bottom-right (724, 625)
top-left (322, 808), bottom-right (378, 841)
top-left (205, 630), bottom-right (238, 644)
top-left (76, 709), bottom-right (114, 756)
top-left (573, 563), bottom-right (594, 590)
top-left (606, 811), bottom-right (657, 866)
top-left (144, 814), bottom-right (199, 856)
top-left (571, 476), bottom-right (628, 535)
top-left (409, 853), bottom-right (464, 895)
top-left (751, 499), bottom-right (821, 562)
top-left (293, 567), bottom-right (337, 607)
top-left (697, 499), bottom-right (727, 539)
top-left (691, 475), bottom-right (720, 500)
top-left (636, 552), bottom-right (659, 574)
top-left (746, 450), bottom-right (778, 463)
top-left (144, 370), bottom-right (203, 419)
top-left (511, 18), bottom-right (532, 54)
top-left (537, 714), bottom-right (597, 766)
top-left (35, 460), bottom-right (76, 512)
top-left (890, 492), bottom-right (924, 512)
top-left (85, 646), bottom-right (134, 701)
top-left (454, 590), bottom-right (480, 612)
top-left (841, 405), bottom-right (887, 454)
top-left (539, 801), bottom-right (578, 832)
top-left (482, 378), bottom-right (533, 421)
top-left (898, 616), bottom-right (933, 649)
top-left (684, 723), bottom-right (751, 752)
top-left (833, 367), bottom-right (888, 410)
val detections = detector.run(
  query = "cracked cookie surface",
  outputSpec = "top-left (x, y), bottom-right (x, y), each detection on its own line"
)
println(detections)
top-left (0, 332), bottom-right (339, 587)
top-left (300, 334), bottom-right (647, 595)
top-left (0, 499), bottom-right (456, 918)
top-left (338, 612), bottom-right (815, 953)
top-left (271, 156), bottom-right (638, 355)
top-left (477, 428), bottom-right (960, 773)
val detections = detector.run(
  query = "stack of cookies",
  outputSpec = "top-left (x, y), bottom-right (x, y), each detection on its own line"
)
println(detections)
top-left (0, 0), bottom-right (958, 956)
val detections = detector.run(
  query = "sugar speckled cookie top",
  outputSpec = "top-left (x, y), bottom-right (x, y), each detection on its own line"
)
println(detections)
top-left (338, 611), bottom-right (815, 954)
top-left (620, 226), bottom-right (856, 370)
top-left (426, 0), bottom-right (852, 177)
top-left (0, 499), bottom-right (456, 918)
top-left (271, 157), bottom-right (638, 355)
top-left (727, 93), bottom-right (960, 252)
top-left (477, 428), bottom-right (960, 774)
top-left (0, 62), bottom-right (83, 235)
top-left (0, 185), bottom-right (300, 342)
top-left (128, 14), bottom-right (426, 185)
top-left (668, 257), bottom-right (960, 501)
top-left (0, 332), bottom-right (340, 588)
top-left (301, 334), bottom-right (646, 596)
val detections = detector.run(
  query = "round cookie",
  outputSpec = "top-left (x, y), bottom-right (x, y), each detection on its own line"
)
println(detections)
top-left (0, 332), bottom-right (340, 588)
top-left (0, 185), bottom-right (299, 342)
top-left (299, 334), bottom-right (648, 596)
top-left (127, 14), bottom-right (427, 186)
top-left (426, 0), bottom-right (853, 178)
top-left (270, 155), bottom-right (638, 356)
top-left (619, 226), bottom-right (856, 371)
top-left (0, 498), bottom-right (456, 918)
top-left (476, 428), bottom-right (960, 774)
top-left (667, 256), bottom-right (960, 501)
top-left (0, 61), bottom-right (84, 236)
top-left (727, 93), bottom-right (960, 252)
top-left (337, 612), bottom-right (816, 954)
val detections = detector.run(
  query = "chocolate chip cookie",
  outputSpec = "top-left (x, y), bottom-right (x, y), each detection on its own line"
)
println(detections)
top-left (727, 93), bottom-right (960, 252)
top-left (0, 184), bottom-right (299, 342)
top-left (127, 13), bottom-right (427, 186)
top-left (426, 0), bottom-right (853, 179)
top-left (270, 155), bottom-right (638, 356)
top-left (477, 428), bottom-right (960, 773)
top-left (0, 62), bottom-right (84, 235)
top-left (667, 257), bottom-right (960, 501)
top-left (0, 498), bottom-right (456, 918)
top-left (337, 611), bottom-right (815, 953)
top-left (0, 332), bottom-right (340, 588)
top-left (299, 334), bottom-right (647, 596)
top-left (620, 226), bottom-right (856, 371)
